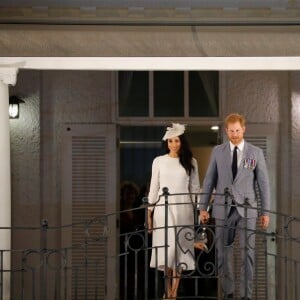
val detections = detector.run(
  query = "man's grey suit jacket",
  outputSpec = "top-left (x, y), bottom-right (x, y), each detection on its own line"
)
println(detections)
top-left (200, 141), bottom-right (271, 219)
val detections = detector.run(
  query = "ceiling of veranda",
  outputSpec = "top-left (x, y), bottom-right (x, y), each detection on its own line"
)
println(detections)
top-left (0, 0), bottom-right (299, 25)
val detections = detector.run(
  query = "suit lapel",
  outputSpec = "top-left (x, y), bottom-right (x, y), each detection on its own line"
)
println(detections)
top-left (235, 141), bottom-right (248, 181)
top-left (223, 143), bottom-right (233, 181)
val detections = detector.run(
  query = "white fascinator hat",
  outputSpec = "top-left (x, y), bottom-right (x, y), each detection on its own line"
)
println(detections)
top-left (162, 123), bottom-right (186, 141)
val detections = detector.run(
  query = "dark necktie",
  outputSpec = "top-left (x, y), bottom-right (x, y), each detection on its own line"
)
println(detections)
top-left (232, 146), bottom-right (238, 180)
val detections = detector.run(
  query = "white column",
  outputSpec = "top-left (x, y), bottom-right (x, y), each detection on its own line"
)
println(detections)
top-left (0, 67), bottom-right (18, 300)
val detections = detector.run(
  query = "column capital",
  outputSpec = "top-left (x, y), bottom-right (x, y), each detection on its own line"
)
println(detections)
top-left (0, 67), bottom-right (19, 86)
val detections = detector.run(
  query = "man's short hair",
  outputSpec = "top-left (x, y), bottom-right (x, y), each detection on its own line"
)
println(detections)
top-left (224, 113), bottom-right (246, 128)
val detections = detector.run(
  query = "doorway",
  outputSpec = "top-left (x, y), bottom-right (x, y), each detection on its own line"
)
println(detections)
top-left (119, 125), bottom-right (219, 299)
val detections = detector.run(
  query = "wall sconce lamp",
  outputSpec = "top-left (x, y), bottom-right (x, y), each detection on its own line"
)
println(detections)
top-left (9, 96), bottom-right (24, 119)
top-left (210, 125), bottom-right (219, 132)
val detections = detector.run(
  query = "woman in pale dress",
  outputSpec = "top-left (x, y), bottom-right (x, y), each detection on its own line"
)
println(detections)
top-left (147, 123), bottom-right (202, 299)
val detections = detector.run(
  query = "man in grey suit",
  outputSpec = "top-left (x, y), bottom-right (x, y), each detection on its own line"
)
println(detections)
top-left (199, 113), bottom-right (271, 300)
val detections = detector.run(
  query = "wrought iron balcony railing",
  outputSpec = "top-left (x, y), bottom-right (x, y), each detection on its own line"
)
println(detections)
top-left (0, 189), bottom-right (299, 300)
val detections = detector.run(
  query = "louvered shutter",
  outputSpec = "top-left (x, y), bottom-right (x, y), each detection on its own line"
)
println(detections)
top-left (62, 124), bottom-right (117, 300)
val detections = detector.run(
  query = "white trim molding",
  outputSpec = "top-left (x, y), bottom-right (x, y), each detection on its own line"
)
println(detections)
top-left (1, 57), bottom-right (300, 71)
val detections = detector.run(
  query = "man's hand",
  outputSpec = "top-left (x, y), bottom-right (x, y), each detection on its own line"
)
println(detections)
top-left (260, 215), bottom-right (270, 230)
top-left (200, 210), bottom-right (210, 224)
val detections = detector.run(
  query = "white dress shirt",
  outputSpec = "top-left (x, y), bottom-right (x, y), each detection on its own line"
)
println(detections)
top-left (230, 140), bottom-right (244, 168)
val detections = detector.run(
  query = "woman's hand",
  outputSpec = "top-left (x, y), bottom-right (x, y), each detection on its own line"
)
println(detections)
top-left (200, 209), bottom-right (210, 224)
top-left (147, 210), bottom-right (153, 233)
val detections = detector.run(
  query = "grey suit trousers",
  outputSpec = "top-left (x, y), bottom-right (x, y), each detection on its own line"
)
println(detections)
top-left (215, 207), bottom-right (256, 298)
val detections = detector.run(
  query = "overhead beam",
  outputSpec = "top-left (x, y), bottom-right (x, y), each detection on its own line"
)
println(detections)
top-left (1, 57), bottom-right (300, 71)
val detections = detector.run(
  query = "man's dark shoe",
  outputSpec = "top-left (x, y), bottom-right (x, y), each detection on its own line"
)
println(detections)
top-left (241, 298), bottom-right (251, 300)
top-left (223, 293), bottom-right (234, 299)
